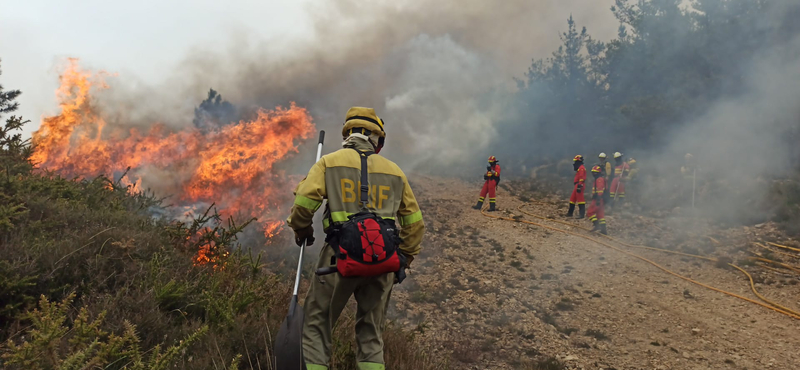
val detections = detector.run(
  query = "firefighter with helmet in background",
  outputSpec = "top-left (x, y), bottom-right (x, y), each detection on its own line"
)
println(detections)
top-left (287, 107), bottom-right (426, 370)
top-left (566, 155), bottom-right (586, 218)
top-left (609, 152), bottom-right (630, 208)
top-left (598, 153), bottom-right (613, 204)
top-left (473, 156), bottom-right (501, 211)
top-left (598, 153), bottom-right (613, 178)
top-left (587, 165), bottom-right (608, 234)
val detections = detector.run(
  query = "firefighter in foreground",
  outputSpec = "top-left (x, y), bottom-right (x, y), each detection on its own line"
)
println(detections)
top-left (473, 156), bottom-right (501, 211)
top-left (609, 152), bottom-right (630, 208)
top-left (587, 165), bottom-right (608, 234)
top-left (287, 107), bottom-right (426, 370)
top-left (566, 155), bottom-right (586, 218)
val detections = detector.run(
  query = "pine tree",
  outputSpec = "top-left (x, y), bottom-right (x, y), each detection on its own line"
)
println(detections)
top-left (0, 59), bottom-right (22, 116)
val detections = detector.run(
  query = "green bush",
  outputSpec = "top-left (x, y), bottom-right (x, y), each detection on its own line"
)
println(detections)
top-left (0, 114), bottom-right (445, 369)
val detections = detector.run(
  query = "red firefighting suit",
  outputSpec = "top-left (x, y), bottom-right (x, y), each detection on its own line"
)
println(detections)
top-left (610, 162), bottom-right (630, 200)
top-left (587, 176), bottom-right (606, 226)
top-left (478, 164), bottom-right (501, 205)
top-left (569, 164), bottom-right (586, 205)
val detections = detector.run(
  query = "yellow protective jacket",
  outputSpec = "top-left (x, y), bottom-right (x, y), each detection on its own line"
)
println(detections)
top-left (286, 138), bottom-right (426, 256)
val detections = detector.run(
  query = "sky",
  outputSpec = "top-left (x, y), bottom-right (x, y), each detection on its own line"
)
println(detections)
top-left (0, 0), bottom-right (315, 136)
top-left (0, 0), bottom-right (619, 142)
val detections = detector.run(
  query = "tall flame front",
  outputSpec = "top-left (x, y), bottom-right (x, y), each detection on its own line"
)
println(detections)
top-left (32, 59), bottom-right (315, 262)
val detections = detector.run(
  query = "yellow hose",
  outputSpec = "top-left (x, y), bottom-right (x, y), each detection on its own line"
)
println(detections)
top-left (758, 264), bottom-right (794, 275)
top-left (768, 242), bottom-right (800, 254)
top-left (752, 242), bottom-right (800, 260)
top-left (480, 204), bottom-right (800, 320)
top-left (747, 257), bottom-right (800, 275)
top-left (515, 205), bottom-right (716, 261)
top-left (729, 264), bottom-right (800, 319)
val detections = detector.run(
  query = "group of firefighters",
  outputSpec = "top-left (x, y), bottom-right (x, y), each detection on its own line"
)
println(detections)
top-left (285, 106), bottom-right (689, 369)
top-left (473, 152), bottom-right (638, 235)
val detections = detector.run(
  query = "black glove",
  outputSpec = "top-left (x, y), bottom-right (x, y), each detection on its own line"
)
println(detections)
top-left (404, 254), bottom-right (414, 268)
top-left (294, 226), bottom-right (315, 247)
top-left (394, 253), bottom-right (413, 284)
top-left (577, 183), bottom-right (583, 193)
top-left (495, 177), bottom-right (501, 186)
top-left (592, 193), bottom-right (598, 200)
top-left (487, 166), bottom-right (492, 171)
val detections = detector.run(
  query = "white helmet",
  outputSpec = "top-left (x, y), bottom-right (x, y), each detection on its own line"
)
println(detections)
top-left (599, 152), bottom-right (607, 159)
top-left (613, 152), bottom-right (623, 159)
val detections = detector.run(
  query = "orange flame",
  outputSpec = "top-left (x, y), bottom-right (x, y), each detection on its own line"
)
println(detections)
top-left (32, 59), bottom-right (315, 260)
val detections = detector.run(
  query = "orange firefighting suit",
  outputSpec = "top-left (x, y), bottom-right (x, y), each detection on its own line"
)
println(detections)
top-left (569, 164), bottom-right (586, 205)
top-left (478, 164), bottom-right (501, 205)
top-left (610, 161), bottom-right (630, 199)
top-left (587, 176), bottom-right (606, 225)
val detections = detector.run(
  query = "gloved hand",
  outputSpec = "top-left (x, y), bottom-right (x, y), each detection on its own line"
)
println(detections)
top-left (592, 193), bottom-right (598, 200)
top-left (394, 253), bottom-right (414, 284)
top-left (293, 226), bottom-right (315, 247)
top-left (403, 253), bottom-right (415, 268)
top-left (577, 183), bottom-right (583, 193)
top-left (487, 166), bottom-right (492, 171)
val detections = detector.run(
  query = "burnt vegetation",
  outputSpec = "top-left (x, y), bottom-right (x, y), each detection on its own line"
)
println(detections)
top-left (0, 65), bottom-right (443, 369)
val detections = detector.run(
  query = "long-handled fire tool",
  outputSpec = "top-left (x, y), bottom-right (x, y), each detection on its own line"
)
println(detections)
top-left (274, 130), bottom-right (325, 370)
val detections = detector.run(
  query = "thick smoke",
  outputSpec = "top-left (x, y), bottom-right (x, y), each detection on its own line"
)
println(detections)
top-left (168, 0), bottom-right (618, 172)
top-left (43, 0), bottom-right (800, 230)
top-left (651, 31), bottom-right (800, 224)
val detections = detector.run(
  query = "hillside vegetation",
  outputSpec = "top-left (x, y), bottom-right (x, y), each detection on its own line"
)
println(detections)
top-left (0, 102), bottom-right (443, 369)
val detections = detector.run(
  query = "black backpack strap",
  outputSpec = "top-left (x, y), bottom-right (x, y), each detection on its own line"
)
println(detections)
top-left (352, 148), bottom-right (373, 209)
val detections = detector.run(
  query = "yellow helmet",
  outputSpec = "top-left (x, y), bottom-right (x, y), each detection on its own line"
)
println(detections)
top-left (613, 152), bottom-right (623, 159)
top-left (342, 107), bottom-right (386, 152)
top-left (599, 152), bottom-right (607, 159)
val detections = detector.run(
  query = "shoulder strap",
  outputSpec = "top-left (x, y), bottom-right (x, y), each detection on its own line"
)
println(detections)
top-left (352, 148), bottom-right (373, 209)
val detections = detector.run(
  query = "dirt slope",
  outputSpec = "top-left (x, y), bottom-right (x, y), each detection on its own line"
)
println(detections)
top-left (390, 175), bottom-right (800, 370)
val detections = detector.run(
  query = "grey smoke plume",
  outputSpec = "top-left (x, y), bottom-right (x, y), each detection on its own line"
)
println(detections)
top-left (169, 0), bottom-right (618, 171)
top-left (66, 0), bottom-right (800, 229)
top-left (649, 31), bottom-right (800, 224)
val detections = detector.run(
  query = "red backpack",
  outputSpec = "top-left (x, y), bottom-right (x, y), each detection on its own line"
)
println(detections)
top-left (317, 149), bottom-right (406, 280)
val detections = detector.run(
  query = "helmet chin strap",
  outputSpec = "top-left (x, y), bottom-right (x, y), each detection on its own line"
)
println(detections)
top-left (343, 132), bottom-right (383, 153)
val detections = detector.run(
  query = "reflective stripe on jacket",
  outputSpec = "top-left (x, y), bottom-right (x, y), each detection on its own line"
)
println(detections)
top-left (614, 162), bottom-right (630, 177)
top-left (593, 177), bottom-right (606, 196)
top-left (287, 139), bottom-right (425, 256)
top-left (574, 165), bottom-right (586, 184)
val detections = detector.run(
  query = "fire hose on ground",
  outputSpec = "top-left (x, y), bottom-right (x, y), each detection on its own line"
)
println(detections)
top-left (478, 203), bottom-right (800, 321)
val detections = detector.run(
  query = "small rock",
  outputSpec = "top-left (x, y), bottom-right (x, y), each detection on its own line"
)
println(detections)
top-left (564, 355), bottom-right (579, 361)
top-left (691, 328), bottom-right (701, 335)
top-left (682, 352), bottom-right (691, 359)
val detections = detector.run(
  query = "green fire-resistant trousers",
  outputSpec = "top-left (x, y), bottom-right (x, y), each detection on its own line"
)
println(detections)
top-left (303, 244), bottom-right (394, 370)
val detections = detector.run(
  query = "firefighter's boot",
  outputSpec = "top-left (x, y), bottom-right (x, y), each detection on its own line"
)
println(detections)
top-left (488, 203), bottom-right (497, 212)
top-left (600, 223), bottom-right (608, 235)
top-left (590, 220), bottom-right (600, 233)
top-left (577, 204), bottom-right (586, 219)
top-left (472, 201), bottom-right (483, 210)
top-left (566, 204), bottom-right (575, 217)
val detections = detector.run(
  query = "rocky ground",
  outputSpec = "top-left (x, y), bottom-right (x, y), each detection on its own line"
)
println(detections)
top-left (390, 175), bottom-right (800, 370)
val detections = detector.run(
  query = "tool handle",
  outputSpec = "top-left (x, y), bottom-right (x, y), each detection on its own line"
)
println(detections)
top-left (315, 130), bottom-right (325, 164)
top-left (315, 266), bottom-right (338, 276)
top-left (292, 130), bottom-right (326, 296)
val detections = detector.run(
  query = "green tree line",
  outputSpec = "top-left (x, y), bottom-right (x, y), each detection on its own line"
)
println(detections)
top-left (501, 0), bottom-right (800, 164)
